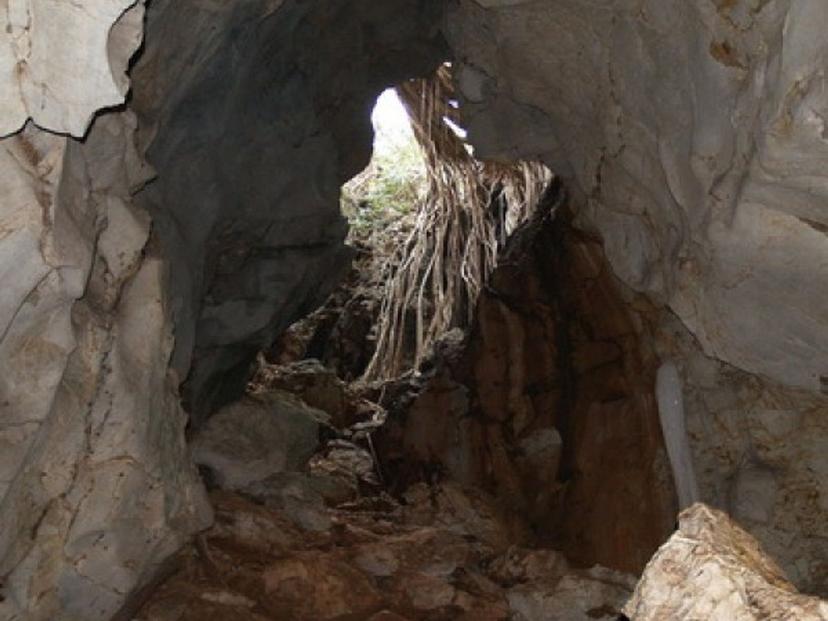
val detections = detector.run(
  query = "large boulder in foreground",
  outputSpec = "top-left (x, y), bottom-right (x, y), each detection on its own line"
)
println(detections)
top-left (624, 504), bottom-right (828, 620)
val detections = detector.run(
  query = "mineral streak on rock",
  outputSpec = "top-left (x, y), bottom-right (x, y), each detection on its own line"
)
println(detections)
top-left (656, 360), bottom-right (700, 509)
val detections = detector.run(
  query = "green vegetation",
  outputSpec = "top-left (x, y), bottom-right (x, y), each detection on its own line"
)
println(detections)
top-left (341, 131), bottom-right (426, 234)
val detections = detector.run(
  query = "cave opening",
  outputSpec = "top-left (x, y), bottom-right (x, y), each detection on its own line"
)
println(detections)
top-left (125, 4), bottom-right (677, 611)
top-left (122, 0), bottom-right (677, 612)
top-left (4, 0), bottom-right (828, 619)
top-left (341, 86), bottom-right (427, 236)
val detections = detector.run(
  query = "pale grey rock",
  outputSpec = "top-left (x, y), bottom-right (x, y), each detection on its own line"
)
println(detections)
top-left (730, 464), bottom-right (778, 526)
top-left (490, 546), bottom-right (630, 619)
top-left (445, 0), bottom-right (828, 393)
top-left (191, 391), bottom-right (325, 491)
top-left (243, 472), bottom-right (332, 533)
top-left (0, 114), bottom-right (210, 621)
top-left (656, 361), bottom-right (700, 509)
top-left (624, 503), bottom-right (828, 620)
top-left (683, 347), bottom-right (828, 593)
top-left (0, 0), bottom-right (145, 137)
top-left (654, 316), bottom-right (828, 594)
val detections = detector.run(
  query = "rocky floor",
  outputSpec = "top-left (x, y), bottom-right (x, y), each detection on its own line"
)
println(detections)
top-left (133, 486), bottom-right (634, 621)
top-left (133, 360), bottom-right (636, 621)
top-left (131, 354), bottom-right (828, 621)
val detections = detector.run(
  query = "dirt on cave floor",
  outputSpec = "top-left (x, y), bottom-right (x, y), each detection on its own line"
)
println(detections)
top-left (132, 361), bottom-right (636, 621)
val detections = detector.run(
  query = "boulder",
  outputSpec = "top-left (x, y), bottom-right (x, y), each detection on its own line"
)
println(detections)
top-left (506, 568), bottom-right (634, 621)
top-left (242, 472), bottom-right (332, 532)
top-left (191, 391), bottom-right (326, 490)
top-left (624, 504), bottom-right (828, 620)
top-left (488, 547), bottom-right (635, 621)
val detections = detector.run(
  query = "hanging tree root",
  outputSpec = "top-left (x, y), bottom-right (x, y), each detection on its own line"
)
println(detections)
top-left (362, 65), bottom-right (554, 381)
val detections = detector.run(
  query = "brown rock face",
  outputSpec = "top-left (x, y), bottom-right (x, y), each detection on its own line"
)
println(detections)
top-left (135, 485), bottom-right (635, 621)
top-left (377, 204), bottom-right (676, 574)
top-left (262, 552), bottom-right (384, 619)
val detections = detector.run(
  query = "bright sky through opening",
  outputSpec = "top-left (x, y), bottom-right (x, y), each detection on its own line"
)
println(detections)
top-left (371, 89), bottom-right (415, 155)
top-left (372, 87), bottom-right (469, 155)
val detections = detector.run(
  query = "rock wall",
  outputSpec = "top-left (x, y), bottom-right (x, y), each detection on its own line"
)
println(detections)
top-left (2, 0), bottom-right (828, 616)
top-left (0, 0), bottom-right (145, 137)
top-left (0, 3), bottom-right (214, 619)
top-left (376, 205), bottom-right (678, 575)
top-left (446, 0), bottom-right (828, 392)
top-left (663, 319), bottom-right (828, 594)
top-left (131, 0), bottom-right (448, 424)
top-left (445, 0), bottom-right (828, 594)
top-left (0, 114), bottom-right (211, 620)
top-left (1, 1), bottom-right (449, 617)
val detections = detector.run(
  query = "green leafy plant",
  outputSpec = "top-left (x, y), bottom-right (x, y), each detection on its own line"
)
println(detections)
top-left (341, 130), bottom-right (426, 234)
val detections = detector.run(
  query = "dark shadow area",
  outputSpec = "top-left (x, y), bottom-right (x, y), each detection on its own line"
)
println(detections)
top-left (130, 0), bottom-right (450, 427)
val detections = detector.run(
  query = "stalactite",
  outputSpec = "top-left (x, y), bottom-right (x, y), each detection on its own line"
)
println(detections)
top-left (655, 361), bottom-right (700, 510)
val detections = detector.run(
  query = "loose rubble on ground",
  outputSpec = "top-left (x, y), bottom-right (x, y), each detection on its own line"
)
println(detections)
top-left (134, 358), bottom-right (637, 621)
top-left (132, 351), bottom-right (828, 620)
